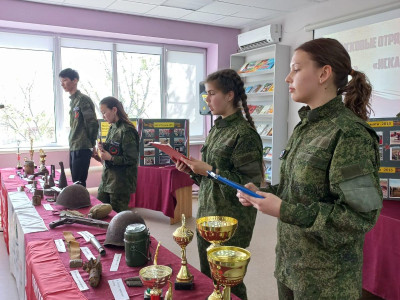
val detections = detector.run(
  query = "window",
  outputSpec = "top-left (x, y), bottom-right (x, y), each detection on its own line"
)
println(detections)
top-left (0, 33), bottom-right (55, 148)
top-left (166, 48), bottom-right (206, 139)
top-left (0, 32), bottom-right (206, 149)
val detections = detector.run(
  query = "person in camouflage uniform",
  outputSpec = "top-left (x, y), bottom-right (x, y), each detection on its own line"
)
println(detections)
top-left (176, 69), bottom-right (263, 300)
top-left (94, 97), bottom-right (139, 213)
top-left (59, 68), bottom-right (99, 187)
top-left (237, 38), bottom-right (383, 300)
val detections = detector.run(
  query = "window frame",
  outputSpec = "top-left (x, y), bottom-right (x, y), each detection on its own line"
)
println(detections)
top-left (0, 29), bottom-right (207, 149)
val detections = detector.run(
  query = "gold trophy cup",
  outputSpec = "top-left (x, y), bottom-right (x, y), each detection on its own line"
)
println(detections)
top-left (196, 216), bottom-right (238, 300)
top-left (139, 242), bottom-right (173, 300)
top-left (173, 214), bottom-right (194, 290)
top-left (207, 246), bottom-right (251, 300)
top-left (39, 149), bottom-right (47, 172)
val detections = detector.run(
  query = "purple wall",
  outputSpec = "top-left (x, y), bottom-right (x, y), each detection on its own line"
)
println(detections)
top-left (0, 0), bottom-right (240, 72)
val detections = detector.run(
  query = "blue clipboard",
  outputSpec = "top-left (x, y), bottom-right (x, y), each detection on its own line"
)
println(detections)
top-left (207, 171), bottom-right (264, 199)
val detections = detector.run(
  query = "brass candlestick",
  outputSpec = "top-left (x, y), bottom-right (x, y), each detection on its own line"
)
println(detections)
top-left (173, 214), bottom-right (194, 290)
top-left (196, 216), bottom-right (238, 300)
top-left (207, 246), bottom-right (251, 300)
top-left (29, 138), bottom-right (34, 162)
top-left (39, 149), bottom-right (47, 172)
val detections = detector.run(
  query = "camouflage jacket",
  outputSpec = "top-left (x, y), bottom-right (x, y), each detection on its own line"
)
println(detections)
top-left (193, 110), bottom-right (263, 248)
top-left (264, 97), bottom-right (382, 295)
top-left (69, 90), bottom-right (99, 150)
top-left (99, 120), bottom-right (139, 194)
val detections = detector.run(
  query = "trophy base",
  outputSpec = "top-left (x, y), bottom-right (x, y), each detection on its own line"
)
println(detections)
top-left (175, 281), bottom-right (194, 290)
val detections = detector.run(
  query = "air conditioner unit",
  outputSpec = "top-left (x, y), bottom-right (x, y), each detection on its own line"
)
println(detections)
top-left (238, 24), bottom-right (281, 52)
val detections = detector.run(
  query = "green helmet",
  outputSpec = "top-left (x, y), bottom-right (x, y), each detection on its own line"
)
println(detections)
top-left (104, 210), bottom-right (146, 247)
top-left (56, 184), bottom-right (91, 209)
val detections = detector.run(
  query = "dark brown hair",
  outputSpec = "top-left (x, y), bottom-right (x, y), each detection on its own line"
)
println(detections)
top-left (296, 38), bottom-right (372, 120)
top-left (206, 69), bottom-right (256, 129)
top-left (99, 97), bottom-right (136, 129)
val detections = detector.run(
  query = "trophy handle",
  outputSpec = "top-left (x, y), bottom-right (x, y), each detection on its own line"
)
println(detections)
top-left (165, 280), bottom-right (173, 300)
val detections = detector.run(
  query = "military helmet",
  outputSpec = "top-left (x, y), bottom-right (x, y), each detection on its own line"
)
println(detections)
top-left (104, 210), bottom-right (146, 247)
top-left (56, 184), bottom-right (91, 209)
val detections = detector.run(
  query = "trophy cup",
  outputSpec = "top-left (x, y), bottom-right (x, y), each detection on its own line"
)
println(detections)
top-left (139, 242), bottom-right (173, 300)
top-left (196, 216), bottom-right (238, 300)
top-left (207, 246), bottom-right (251, 300)
top-left (173, 214), bottom-right (194, 290)
top-left (16, 140), bottom-right (22, 169)
top-left (38, 149), bottom-right (47, 172)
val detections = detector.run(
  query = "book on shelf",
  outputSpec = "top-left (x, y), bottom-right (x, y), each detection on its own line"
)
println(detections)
top-left (261, 123), bottom-right (272, 136)
top-left (260, 82), bottom-right (273, 93)
top-left (250, 84), bottom-right (262, 93)
top-left (255, 58), bottom-right (275, 71)
top-left (247, 104), bottom-right (257, 115)
top-left (265, 150), bottom-right (273, 160)
top-left (260, 104), bottom-right (271, 115)
top-left (245, 86), bottom-right (253, 94)
top-left (253, 105), bottom-right (264, 115)
top-left (263, 146), bottom-right (272, 158)
top-left (265, 166), bottom-right (272, 181)
top-left (267, 128), bottom-right (273, 136)
top-left (256, 124), bottom-right (266, 135)
top-left (267, 105), bottom-right (274, 114)
top-left (268, 84), bottom-right (274, 92)
top-left (238, 61), bottom-right (258, 73)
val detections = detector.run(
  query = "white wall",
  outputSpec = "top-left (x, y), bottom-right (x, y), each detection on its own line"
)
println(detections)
top-left (245, 0), bottom-right (399, 135)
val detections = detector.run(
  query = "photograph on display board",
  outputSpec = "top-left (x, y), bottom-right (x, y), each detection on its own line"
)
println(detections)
top-left (159, 129), bottom-right (172, 137)
top-left (390, 131), bottom-right (400, 145)
top-left (159, 138), bottom-right (170, 144)
top-left (144, 148), bottom-right (155, 156)
top-left (379, 147), bottom-right (383, 161)
top-left (389, 179), bottom-right (400, 198)
top-left (174, 137), bottom-right (185, 145)
top-left (175, 146), bottom-right (184, 153)
top-left (143, 139), bottom-right (154, 147)
top-left (377, 131), bottom-right (383, 145)
top-left (144, 157), bottom-right (155, 165)
top-left (380, 178), bottom-right (388, 198)
top-left (143, 129), bottom-right (155, 138)
top-left (174, 129), bottom-right (185, 136)
top-left (391, 146), bottom-right (400, 161)
top-left (159, 156), bottom-right (171, 165)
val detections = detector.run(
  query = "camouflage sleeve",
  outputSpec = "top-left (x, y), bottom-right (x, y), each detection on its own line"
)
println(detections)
top-left (260, 183), bottom-right (279, 195)
top-left (280, 131), bottom-right (382, 248)
top-left (217, 132), bottom-right (263, 189)
top-left (80, 98), bottom-right (99, 146)
top-left (112, 128), bottom-right (139, 167)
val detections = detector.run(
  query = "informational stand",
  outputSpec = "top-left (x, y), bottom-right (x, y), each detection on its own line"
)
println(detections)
top-left (368, 118), bottom-right (400, 200)
top-left (138, 119), bottom-right (189, 166)
top-left (98, 119), bottom-right (138, 142)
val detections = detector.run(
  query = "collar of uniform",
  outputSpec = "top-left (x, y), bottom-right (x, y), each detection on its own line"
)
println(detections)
top-left (111, 119), bottom-right (123, 129)
top-left (298, 96), bottom-right (343, 123)
top-left (214, 110), bottom-right (242, 128)
top-left (69, 90), bottom-right (81, 101)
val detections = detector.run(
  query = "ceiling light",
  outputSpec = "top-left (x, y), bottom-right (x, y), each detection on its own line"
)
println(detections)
top-left (162, 0), bottom-right (214, 11)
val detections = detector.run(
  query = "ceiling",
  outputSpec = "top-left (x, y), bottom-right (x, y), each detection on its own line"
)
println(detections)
top-left (21, 0), bottom-right (329, 29)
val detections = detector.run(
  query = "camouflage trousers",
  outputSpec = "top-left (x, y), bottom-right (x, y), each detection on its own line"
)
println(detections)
top-left (197, 231), bottom-right (248, 300)
top-left (97, 189), bottom-right (130, 213)
top-left (277, 280), bottom-right (361, 300)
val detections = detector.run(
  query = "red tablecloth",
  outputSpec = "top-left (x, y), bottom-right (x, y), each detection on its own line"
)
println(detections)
top-left (0, 168), bottom-right (239, 300)
top-left (363, 200), bottom-right (400, 300)
top-left (129, 166), bottom-right (194, 218)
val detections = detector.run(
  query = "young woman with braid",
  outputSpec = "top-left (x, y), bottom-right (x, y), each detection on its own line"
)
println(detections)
top-left (176, 69), bottom-right (263, 300)
top-left (237, 38), bottom-right (382, 299)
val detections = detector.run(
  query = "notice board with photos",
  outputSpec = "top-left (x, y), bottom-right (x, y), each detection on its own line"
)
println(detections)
top-left (138, 119), bottom-right (189, 166)
top-left (368, 118), bottom-right (400, 200)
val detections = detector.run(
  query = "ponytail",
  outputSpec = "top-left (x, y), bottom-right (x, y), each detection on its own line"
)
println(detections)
top-left (338, 69), bottom-right (373, 121)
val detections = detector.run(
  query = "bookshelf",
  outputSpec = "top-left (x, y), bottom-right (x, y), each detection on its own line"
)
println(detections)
top-left (231, 44), bottom-right (290, 185)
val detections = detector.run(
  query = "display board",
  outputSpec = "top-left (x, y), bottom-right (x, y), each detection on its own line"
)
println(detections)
top-left (368, 117), bottom-right (400, 200)
top-left (98, 119), bottom-right (138, 143)
top-left (138, 119), bottom-right (189, 166)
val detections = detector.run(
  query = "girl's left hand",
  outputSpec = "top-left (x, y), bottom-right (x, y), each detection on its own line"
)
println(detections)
top-left (99, 149), bottom-right (112, 161)
top-left (180, 156), bottom-right (212, 177)
top-left (237, 188), bottom-right (282, 218)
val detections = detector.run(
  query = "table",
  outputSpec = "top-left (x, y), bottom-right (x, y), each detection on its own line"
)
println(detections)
top-left (129, 166), bottom-right (194, 224)
top-left (0, 168), bottom-right (239, 300)
top-left (363, 200), bottom-right (400, 300)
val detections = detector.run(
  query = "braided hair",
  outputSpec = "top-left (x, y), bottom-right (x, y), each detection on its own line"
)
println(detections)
top-left (206, 69), bottom-right (256, 129)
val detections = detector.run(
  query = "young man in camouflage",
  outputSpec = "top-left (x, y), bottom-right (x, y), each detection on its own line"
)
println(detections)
top-left (59, 68), bottom-right (98, 187)
top-left (238, 39), bottom-right (382, 300)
